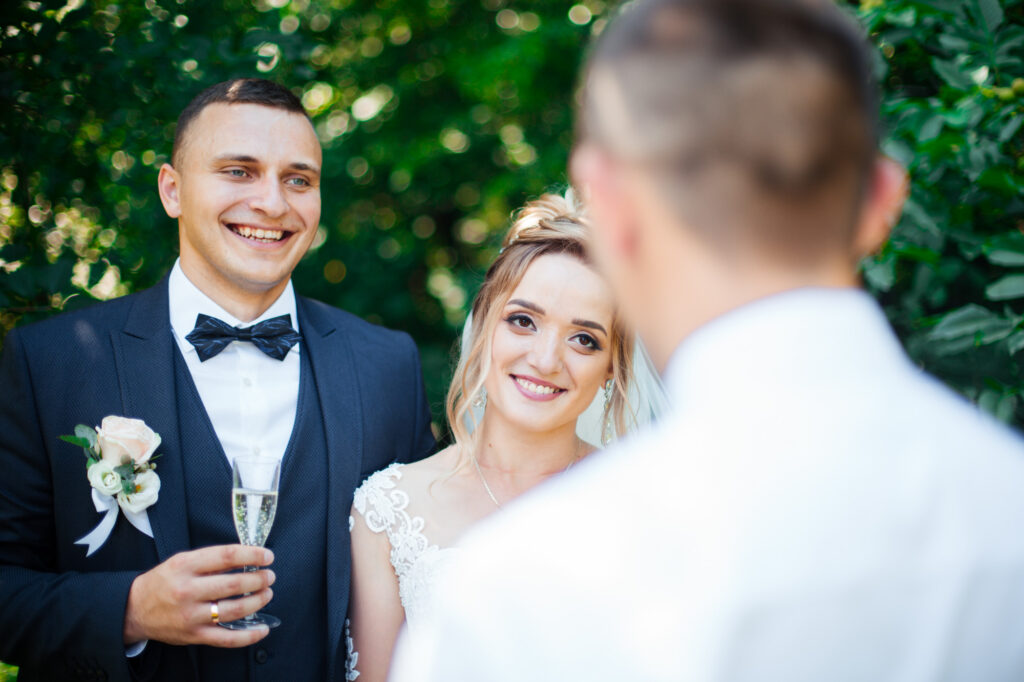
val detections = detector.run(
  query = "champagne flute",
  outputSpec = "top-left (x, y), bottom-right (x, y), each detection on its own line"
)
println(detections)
top-left (220, 455), bottom-right (281, 630)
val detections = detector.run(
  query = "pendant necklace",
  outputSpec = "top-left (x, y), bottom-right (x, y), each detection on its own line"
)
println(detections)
top-left (471, 443), bottom-right (581, 509)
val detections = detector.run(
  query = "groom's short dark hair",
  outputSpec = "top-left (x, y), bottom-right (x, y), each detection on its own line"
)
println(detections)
top-left (579, 0), bottom-right (879, 261)
top-left (172, 78), bottom-right (308, 168)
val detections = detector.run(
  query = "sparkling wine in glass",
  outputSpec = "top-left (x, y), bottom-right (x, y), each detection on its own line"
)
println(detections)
top-left (220, 455), bottom-right (281, 630)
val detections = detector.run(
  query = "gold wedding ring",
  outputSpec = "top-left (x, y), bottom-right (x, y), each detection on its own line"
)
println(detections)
top-left (210, 601), bottom-right (220, 623)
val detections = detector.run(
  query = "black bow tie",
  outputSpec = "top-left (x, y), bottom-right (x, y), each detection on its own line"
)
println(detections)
top-left (186, 313), bottom-right (301, 362)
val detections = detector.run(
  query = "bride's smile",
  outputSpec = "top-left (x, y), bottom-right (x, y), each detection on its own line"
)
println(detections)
top-left (510, 374), bottom-right (565, 400)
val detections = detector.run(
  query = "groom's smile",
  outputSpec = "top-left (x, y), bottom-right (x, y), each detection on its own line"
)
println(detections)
top-left (226, 224), bottom-right (289, 243)
top-left (158, 101), bottom-right (322, 318)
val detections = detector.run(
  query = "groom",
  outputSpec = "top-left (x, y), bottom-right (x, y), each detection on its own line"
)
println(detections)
top-left (0, 78), bottom-right (434, 681)
top-left (393, 0), bottom-right (1024, 679)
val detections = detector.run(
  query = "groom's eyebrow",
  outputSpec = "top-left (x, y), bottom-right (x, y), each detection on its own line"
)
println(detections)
top-left (212, 154), bottom-right (321, 174)
top-left (213, 153), bottom-right (259, 164)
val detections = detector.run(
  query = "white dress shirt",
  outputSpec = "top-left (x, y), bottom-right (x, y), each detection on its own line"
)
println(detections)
top-left (168, 260), bottom-right (300, 466)
top-left (391, 287), bottom-right (1024, 682)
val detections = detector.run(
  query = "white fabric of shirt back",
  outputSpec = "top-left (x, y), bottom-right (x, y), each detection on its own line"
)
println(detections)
top-left (390, 287), bottom-right (1024, 682)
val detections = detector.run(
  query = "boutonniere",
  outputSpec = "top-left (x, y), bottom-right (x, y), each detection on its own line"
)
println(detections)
top-left (60, 416), bottom-right (162, 556)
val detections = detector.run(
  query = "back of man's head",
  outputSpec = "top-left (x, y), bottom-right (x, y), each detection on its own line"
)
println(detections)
top-left (172, 78), bottom-right (307, 168)
top-left (579, 0), bottom-right (878, 263)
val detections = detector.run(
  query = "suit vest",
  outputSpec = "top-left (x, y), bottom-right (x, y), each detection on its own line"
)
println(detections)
top-left (174, 345), bottom-right (329, 680)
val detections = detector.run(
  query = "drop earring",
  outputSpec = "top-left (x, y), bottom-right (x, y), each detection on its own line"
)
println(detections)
top-left (472, 389), bottom-right (487, 409)
top-left (601, 379), bottom-right (614, 446)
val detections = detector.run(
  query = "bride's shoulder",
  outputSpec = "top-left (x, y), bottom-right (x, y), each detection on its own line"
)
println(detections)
top-left (401, 445), bottom-right (460, 481)
top-left (354, 447), bottom-right (457, 505)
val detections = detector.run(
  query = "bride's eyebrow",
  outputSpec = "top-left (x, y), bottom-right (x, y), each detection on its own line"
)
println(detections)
top-left (507, 298), bottom-right (544, 314)
top-left (508, 298), bottom-right (608, 336)
top-left (572, 318), bottom-right (607, 335)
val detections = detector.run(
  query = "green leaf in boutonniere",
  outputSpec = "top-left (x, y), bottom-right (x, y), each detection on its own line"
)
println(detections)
top-left (59, 434), bottom-right (94, 451)
top-left (74, 424), bottom-right (98, 450)
top-left (115, 461), bottom-right (137, 496)
top-left (60, 424), bottom-right (100, 463)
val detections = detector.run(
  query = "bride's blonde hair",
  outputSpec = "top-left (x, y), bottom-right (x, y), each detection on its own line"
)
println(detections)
top-left (445, 190), bottom-right (635, 460)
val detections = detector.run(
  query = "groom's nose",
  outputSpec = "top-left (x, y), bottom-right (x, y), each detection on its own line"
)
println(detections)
top-left (249, 176), bottom-right (290, 218)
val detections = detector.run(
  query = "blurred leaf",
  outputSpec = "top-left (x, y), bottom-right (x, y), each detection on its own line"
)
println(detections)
top-left (1008, 330), bottom-right (1024, 355)
top-left (986, 275), bottom-right (1024, 301)
top-left (933, 58), bottom-right (973, 89)
top-left (977, 0), bottom-right (1004, 34)
top-left (929, 304), bottom-right (1014, 341)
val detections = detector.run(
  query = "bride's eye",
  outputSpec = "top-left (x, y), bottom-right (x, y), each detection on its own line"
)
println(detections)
top-left (505, 313), bottom-right (535, 331)
top-left (573, 333), bottom-right (602, 351)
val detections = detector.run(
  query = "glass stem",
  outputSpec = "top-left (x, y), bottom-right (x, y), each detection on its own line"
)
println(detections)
top-left (240, 565), bottom-right (257, 622)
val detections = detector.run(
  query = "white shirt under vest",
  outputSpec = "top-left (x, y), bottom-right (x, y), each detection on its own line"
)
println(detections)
top-left (392, 287), bottom-right (1024, 682)
top-left (168, 259), bottom-right (300, 466)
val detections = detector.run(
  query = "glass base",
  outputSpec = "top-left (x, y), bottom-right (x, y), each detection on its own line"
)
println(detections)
top-left (218, 612), bottom-right (281, 630)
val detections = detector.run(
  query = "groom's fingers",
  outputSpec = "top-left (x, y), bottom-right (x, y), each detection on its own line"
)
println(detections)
top-left (184, 544), bottom-right (275, 574)
top-left (195, 568), bottom-right (276, 602)
top-left (199, 588), bottom-right (275, 630)
top-left (202, 622), bottom-right (272, 648)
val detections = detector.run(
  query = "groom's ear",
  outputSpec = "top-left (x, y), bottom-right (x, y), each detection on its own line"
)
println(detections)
top-left (852, 155), bottom-right (907, 259)
top-left (157, 163), bottom-right (183, 219)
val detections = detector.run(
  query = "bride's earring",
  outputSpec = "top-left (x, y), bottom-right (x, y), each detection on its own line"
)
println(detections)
top-left (472, 389), bottom-right (487, 409)
top-left (601, 379), bottom-right (614, 446)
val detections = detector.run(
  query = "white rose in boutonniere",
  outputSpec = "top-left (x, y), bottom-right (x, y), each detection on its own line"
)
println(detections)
top-left (60, 417), bottom-right (162, 557)
top-left (86, 460), bottom-right (123, 497)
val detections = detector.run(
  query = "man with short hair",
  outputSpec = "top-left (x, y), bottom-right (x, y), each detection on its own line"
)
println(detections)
top-left (0, 78), bottom-right (435, 681)
top-left (391, 1), bottom-right (1024, 679)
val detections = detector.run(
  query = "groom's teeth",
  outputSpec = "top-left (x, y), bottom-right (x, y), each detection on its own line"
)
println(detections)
top-left (516, 377), bottom-right (559, 395)
top-left (233, 225), bottom-right (284, 242)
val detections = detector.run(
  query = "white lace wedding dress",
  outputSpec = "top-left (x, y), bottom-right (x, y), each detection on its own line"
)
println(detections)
top-left (346, 463), bottom-right (461, 680)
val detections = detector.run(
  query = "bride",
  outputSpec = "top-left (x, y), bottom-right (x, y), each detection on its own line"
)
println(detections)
top-left (345, 191), bottom-right (663, 681)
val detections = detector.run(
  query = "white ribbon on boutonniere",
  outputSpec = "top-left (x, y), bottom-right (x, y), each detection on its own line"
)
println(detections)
top-left (61, 416), bottom-right (162, 557)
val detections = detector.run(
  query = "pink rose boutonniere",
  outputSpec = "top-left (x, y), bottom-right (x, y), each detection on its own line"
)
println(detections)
top-left (61, 416), bottom-right (162, 556)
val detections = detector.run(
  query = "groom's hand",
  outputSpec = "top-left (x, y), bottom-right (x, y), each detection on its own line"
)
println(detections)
top-left (123, 545), bottom-right (276, 647)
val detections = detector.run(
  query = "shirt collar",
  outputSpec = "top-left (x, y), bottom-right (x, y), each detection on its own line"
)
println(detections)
top-left (168, 259), bottom-right (300, 356)
top-left (662, 286), bottom-right (903, 409)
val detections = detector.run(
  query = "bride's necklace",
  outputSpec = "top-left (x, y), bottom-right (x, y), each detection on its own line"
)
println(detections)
top-left (471, 445), bottom-right (581, 509)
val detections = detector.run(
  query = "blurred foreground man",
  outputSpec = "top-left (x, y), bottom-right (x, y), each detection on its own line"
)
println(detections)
top-left (391, 1), bottom-right (1024, 680)
top-left (0, 78), bottom-right (434, 681)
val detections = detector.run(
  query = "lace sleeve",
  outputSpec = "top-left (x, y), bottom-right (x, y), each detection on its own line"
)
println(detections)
top-left (352, 463), bottom-right (405, 536)
top-left (351, 463), bottom-right (433, 579)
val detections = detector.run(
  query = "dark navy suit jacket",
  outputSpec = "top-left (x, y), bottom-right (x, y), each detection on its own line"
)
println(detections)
top-left (0, 278), bottom-right (435, 681)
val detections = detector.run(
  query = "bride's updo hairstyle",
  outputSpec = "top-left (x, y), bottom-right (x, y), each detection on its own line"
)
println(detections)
top-left (446, 190), bottom-right (635, 454)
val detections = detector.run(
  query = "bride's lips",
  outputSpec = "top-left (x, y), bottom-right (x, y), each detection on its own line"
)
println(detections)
top-left (510, 374), bottom-right (567, 402)
top-left (224, 222), bottom-right (295, 248)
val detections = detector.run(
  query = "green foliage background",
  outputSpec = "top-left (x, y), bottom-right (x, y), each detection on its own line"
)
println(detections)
top-left (0, 0), bottom-right (1022, 674)
top-left (2, 0), bottom-right (1023, 431)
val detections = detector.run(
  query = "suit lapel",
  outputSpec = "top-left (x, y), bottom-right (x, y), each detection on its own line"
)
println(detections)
top-left (111, 277), bottom-right (191, 562)
top-left (297, 297), bottom-right (364, 681)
